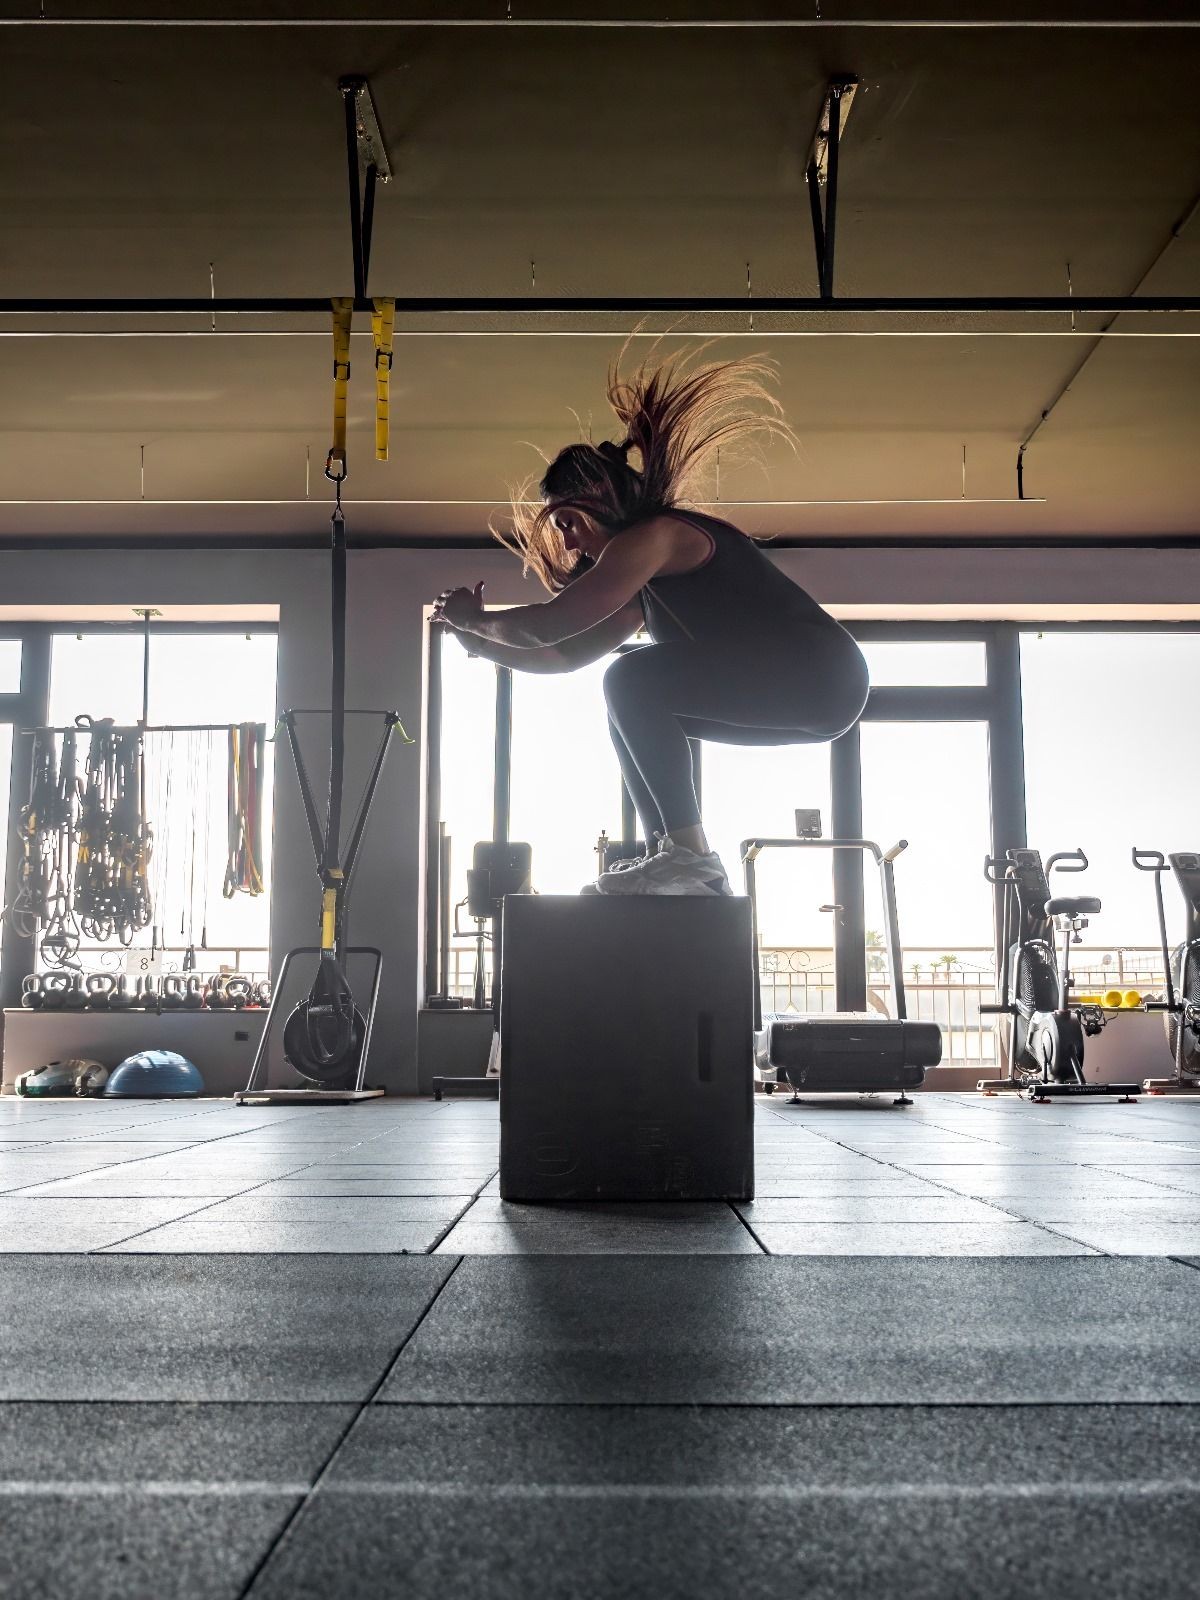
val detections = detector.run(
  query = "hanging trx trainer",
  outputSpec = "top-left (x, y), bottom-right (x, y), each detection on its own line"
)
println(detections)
top-left (275, 298), bottom-right (410, 1088)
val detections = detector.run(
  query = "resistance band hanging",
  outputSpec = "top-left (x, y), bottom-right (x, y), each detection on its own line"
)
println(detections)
top-left (224, 722), bottom-right (266, 898)
top-left (372, 296), bottom-right (395, 461)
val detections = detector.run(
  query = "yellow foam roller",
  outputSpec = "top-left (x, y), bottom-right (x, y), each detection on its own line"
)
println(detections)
top-left (1102, 989), bottom-right (1125, 1009)
top-left (1121, 990), bottom-right (1143, 1009)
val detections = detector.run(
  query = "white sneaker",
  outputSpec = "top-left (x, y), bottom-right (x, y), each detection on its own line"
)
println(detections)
top-left (582, 835), bottom-right (733, 897)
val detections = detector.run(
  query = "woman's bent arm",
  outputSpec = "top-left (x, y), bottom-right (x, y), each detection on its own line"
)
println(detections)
top-left (441, 600), bottom-right (642, 673)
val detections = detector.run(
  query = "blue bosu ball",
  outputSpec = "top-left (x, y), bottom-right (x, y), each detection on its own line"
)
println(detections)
top-left (103, 1048), bottom-right (205, 1098)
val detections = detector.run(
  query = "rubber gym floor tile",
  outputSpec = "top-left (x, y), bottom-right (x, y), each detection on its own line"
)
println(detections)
top-left (433, 1220), bottom-right (761, 1256)
top-left (103, 1218), bottom-right (452, 1253)
top-left (0, 1255), bottom-right (455, 1401)
top-left (1036, 1221), bottom-right (1200, 1254)
top-left (249, 1411), bottom-right (1200, 1600)
top-left (749, 1222), bottom-right (1095, 1255)
top-left (12, 1173), bottom-right (284, 1198)
top-left (916, 1179), bottom-right (1182, 1207)
top-left (261, 1177), bottom-right (482, 1196)
top-left (4, 1490), bottom-right (305, 1600)
top-left (865, 1147), bottom-right (1073, 1166)
top-left (894, 1164), bottom-right (1100, 1193)
top-left (0, 1196), bottom-right (216, 1251)
top-left (379, 1256), bottom-right (1200, 1405)
top-left (748, 1176), bottom-right (946, 1196)
top-left (290, 1400), bottom-right (1200, 1497)
top-left (994, 1196), bottom-right (1200, 1225)
top-left (0, 1398), bottom-right (353, 1486)
top-left (190, 1194), bottom-right (471, 1224)
top-left (1091, 1165), bottom-right (1200, 1191)
top-left (734, 1194), bottom-right (1016, 1224)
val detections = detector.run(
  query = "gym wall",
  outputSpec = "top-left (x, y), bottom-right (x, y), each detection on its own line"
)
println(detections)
top-left (0, 540), bottom-right (1195, 1094)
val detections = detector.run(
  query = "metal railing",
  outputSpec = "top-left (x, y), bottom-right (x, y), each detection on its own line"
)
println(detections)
top-left (437, 940), bottom-right (1171, 1067)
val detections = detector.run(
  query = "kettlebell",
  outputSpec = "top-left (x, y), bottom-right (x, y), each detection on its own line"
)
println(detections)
top-left (63, 975), bottom-right (90, 1011)
top-left (183, 975), bottom-right (205, 1010)
top-left (108, 976), bottom-right (136, 1011)
top-left (86, 973), bottom-right (117, 1010)
top-left (253, 980), bottom-right (271, 1009)
top-left (139, 976), bottom-right (161, 1011)
top-left (20, 974), bottom-right (44, 1010)
top-left (40, 973), bottom-right (72, 1011)
top-left (223, 976), bottom-right (252, 1010)
top-left (205, 976), bottom-right (233, 1011)
top-left (159, 974), bottom-right (186, 1010)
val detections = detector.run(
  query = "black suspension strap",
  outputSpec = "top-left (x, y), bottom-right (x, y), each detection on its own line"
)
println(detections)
top-left (73, 718), bottom-right (153, 947)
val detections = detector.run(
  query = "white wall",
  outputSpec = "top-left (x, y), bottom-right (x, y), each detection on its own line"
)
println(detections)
top-left (2, 540), bottom-right (1196, 1093)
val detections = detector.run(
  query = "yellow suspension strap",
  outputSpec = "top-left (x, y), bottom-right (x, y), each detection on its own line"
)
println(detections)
top-left (327, 296), bottom-right (354, 483)
top-left (372, 296), bottom-right (395, 461)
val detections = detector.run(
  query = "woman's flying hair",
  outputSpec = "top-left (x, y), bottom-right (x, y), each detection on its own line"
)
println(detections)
top-left (491, 328), bottom-right (799, 591)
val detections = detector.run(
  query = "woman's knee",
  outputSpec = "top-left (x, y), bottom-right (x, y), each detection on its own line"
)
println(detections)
top-left (601, 650), bottom-right (646, 708)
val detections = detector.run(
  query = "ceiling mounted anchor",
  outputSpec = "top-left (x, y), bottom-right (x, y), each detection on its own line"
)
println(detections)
top-left (338, 76), bottom-right (392, 304)
top-left (806, 75), bottom-right (858, 302)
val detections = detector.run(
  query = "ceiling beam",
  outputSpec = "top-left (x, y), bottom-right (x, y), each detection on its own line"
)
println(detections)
top-left (2, 297), bottom-right (1198, 318)
top-left (2, 15), bottom-right (1198, 28)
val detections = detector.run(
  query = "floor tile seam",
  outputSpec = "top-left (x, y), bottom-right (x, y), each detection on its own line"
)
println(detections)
top-left (795, 1110), bottom-right (1023, 1157)
top-left (82, 1170), bottom-right (332, 1251)
top-left (1170, 1255), bottom-right (1200, 1273)
top-left (1072, 1162), bottom-right (1200, 1193)
top-left (23, 1106), bottom-right (245, 1145)
top-left (421, 1173), bottom-right (502, 1254)
top-left (851, 1163), bottom-right (1120, 1248)
top-left (3, 1140), bottom-right (335, 1188)
top-left (236, 1255), bottom-right (465, 1600)
top-left (724, 1202), bottom-right (768, 1254)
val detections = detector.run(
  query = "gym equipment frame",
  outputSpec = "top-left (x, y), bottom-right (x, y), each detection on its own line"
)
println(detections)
top-left (741, 833), bottom-right (942, 1105)
top-left (1133, 848), bottom-right (1200, 1095)
top-left (981, 848), bottom-right (1139, 1102)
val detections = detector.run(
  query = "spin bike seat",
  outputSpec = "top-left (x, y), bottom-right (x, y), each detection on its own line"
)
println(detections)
top-left (1045, 896), bottom-right (1100, 918)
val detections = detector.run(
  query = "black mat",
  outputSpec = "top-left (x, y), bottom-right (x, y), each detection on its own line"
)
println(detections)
top-left (0, 1401), bottom-right (354, 1600)
top-left (250, 1403), bottom-right (1200, 1600)
top-left (0, 1256), bottom-right (454, 1401)
top-left (381, 1255), bottom-right (1200, 1405)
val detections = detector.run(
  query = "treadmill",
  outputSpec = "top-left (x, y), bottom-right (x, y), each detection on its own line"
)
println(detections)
top-left (741, 827), bottom-right (942, 1105)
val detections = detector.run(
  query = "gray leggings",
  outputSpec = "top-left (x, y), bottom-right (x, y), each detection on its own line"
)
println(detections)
top-left (602, 636), bottom-right (869, 841)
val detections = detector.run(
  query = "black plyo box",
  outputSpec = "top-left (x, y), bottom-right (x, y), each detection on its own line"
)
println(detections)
top-left (499, 895), bottom-right (755, 1201)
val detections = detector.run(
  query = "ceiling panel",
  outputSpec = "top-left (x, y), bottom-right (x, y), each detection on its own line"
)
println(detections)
top-left (0, 4), bottom-right (1196, 543)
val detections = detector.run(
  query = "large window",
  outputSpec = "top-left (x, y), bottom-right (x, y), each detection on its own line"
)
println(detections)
top-left (860, 720), bottom-right (997, 1065)
top-left (1021, 629), bottom-right (1200, 986)
top-left (428, 619), bottom-right (1200, 1066)
top-left (510, 659), bottom-right (624, 894)
top-left (38, 628), bottom-right (278, 977)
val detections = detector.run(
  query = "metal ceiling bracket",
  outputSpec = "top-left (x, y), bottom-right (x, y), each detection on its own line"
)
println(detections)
top-left (806, 76), bottom-right (858, 301)
top-left (338, 76), bottom-right (392, 301)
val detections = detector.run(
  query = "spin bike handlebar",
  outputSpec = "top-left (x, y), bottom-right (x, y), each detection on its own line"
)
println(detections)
top-left (1046, 848), bottom-right (1088, 875)
top-left (1132, 848), bottom-right (1167, 873)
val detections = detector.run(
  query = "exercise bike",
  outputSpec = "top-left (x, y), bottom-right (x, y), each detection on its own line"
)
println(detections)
top-left (980, 847), bottom-right (1139, 1101)
top-left (1132, 848), bottom-right (1200, 1094)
